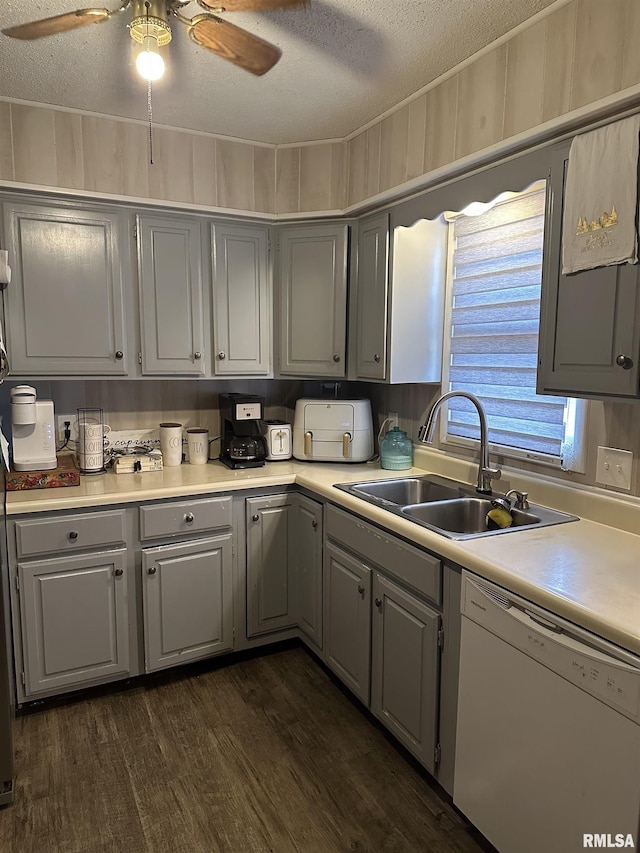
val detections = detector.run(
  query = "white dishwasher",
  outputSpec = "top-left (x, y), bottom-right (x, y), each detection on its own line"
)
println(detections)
top-left (454, 571), bottom-right (640, 853)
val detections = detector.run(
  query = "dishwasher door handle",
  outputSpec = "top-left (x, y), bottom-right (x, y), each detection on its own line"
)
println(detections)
top-left (524, 609), bottom-right (563, 633)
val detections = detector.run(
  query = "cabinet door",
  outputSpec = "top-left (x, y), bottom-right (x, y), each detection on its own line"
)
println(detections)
top-left (356, 213), bottom-right (389, 380)
top-left (279, 224), bottom-right (348, 376)
top-left (137, 215), bottom-right (206, 375)
top-left (324, 542), bottom-right (371, 705)
top-left (212, 222), bottom-right (271, 375)
top-left (371, 573), bottom-right (440, 773)
top-left (18, 549), bottom-right (129, 696)
top-left (538, 145), bottom-right (640, 397)
top-left (246, 495), bottom-right (296, 637)
top-left (293, 494), bottom-right (323, 649)
top-left (2, 201), bottom-right (128, 375)
top-left (142, 534), bottom-right (233, 673)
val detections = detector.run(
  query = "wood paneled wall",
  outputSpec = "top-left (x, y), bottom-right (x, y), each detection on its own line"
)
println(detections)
top-left (347, 0), bottom-right (640, 206)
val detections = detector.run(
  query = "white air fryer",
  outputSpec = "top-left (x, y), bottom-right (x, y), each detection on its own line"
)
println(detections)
top-left (293, 398), bottom-right (373, 462)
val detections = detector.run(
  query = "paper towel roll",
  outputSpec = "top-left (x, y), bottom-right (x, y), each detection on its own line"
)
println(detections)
top-left (0, 250), bottom-right (11, 285)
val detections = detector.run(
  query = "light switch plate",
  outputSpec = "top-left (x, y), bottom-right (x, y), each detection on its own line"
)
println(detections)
top-left (596, 446), bottom-right (633, 490)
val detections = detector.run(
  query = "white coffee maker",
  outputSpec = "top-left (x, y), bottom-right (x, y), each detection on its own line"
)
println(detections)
top-left (10, 385), bottom-right (56, 471)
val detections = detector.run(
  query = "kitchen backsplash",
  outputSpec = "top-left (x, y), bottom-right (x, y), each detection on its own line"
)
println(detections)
top-left (1, 378), bottom-right (638, 498)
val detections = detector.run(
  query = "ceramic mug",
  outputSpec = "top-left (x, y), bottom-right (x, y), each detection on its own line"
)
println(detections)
top-left (187, 428), bottom-right (209, 465)
top-left (159, 422), bottom-right (183, 466)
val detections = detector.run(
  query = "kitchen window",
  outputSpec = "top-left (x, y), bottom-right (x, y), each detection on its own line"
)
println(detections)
top-left (441, 182), bottom-right (587, 472)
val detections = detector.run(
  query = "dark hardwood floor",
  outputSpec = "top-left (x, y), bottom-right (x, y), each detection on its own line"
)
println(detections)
top-left (0, 647), bottom-right (490, 853)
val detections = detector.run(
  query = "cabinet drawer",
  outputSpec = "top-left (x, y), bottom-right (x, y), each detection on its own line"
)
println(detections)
top-left (139, 496), bottom-right (232, 541)
top-left (15, 510), bottom-right (127, 558)
top-left (326, 504), bottom-right (441, 605)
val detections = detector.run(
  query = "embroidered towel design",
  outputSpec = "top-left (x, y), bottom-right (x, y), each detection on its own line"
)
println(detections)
top-left (562, 115), bottom-right (640, 274)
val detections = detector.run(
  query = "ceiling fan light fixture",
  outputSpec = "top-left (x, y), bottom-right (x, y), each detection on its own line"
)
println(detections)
top-left (136, 34), bottom-right (165, 80)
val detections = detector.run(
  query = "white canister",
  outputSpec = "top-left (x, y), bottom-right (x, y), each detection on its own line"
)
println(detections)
top-left (159, 423), bottom-right (183, 466)
top-left (187, 428), bottom-right (209, 465)
top-left (77, 408), bottom-right (105, 474)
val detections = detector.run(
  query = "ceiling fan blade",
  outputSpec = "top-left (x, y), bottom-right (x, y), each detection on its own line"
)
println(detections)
top-left (190, 17), bottom-right (281, 76)
top-left (2, 9), bottom-right (111, 40)
top-left (198, 0), bottom-right (308, 11)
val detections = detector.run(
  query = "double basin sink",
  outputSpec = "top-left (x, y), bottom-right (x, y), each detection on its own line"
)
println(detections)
top-left (334, 473), bottom-right (578, 540)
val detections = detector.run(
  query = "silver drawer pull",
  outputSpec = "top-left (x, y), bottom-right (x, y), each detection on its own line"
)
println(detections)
top-left (357, 584), bottom-right (365, 595)
top-left (312, 520), bottom-right (318, 529)
top-left (114, 568), bottom-right (123, 577)
top-left (374, 354), bottom-right (380, 363)
top-left (148, 566), bottom-right (157, 575)
top-left (68, 531), bottom-right (79, 540)
top-left (375, 597), bottom-right (382, 608)
top-left (252, 514), bottom-right (260, 522)
top-left (194, 351), bottom-right (202, 360)
top-left (184, 512), bottom-right (195, 523)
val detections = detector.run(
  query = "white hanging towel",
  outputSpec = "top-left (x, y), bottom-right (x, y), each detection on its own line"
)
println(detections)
top-left (0, 250), bottom-right (10, 285)
top-left (562, 115), bottom-right (640, 274)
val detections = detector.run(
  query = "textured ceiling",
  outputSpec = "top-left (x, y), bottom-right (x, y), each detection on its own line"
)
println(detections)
top-left (0, 0), bottom-right (558, 144)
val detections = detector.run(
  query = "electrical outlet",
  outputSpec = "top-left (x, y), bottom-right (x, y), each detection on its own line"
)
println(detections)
top-left (56, 414), bottom-right (77, 445)
top-left (596, 446), bottom-right (633, 490)
top-left (388, 412), bottom-right (399, 429)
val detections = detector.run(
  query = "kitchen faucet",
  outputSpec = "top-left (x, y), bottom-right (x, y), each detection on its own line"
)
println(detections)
top-left (417, 391), bottom-right (501, 494)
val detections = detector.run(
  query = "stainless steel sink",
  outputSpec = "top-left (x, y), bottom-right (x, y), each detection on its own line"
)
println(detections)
top-left (347, 476), bottom-right (460, 506)
top-left (334, 474), bottom-right (578, 539)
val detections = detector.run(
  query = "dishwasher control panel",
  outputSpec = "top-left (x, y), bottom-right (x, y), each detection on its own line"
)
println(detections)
top-left (462, 573), bottom-right (640, 723)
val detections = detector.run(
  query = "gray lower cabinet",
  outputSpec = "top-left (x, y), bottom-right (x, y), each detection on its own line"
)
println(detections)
top-left (137, 214), bottom-right (206, 375)
top-left (246, 494), bottom-right (297, 637)
top-left (292, 494), bottom-right (323, 649)
top-left (1, 198), bottom-right (128, 376)
top-left (323, 542), bottom-right (372, 705)
top-left (538, 143), bottom-right (640, 398)
top-left (278, 223), bottom-right (348, 377)
top-left (142, 534), bottom-right (233, 673)
top-left (18, 549), bottom-right (130, 697)
top-left (212, 222), bottom-right (271, 376)
top-left (371, 572), bottom-right (440, 773)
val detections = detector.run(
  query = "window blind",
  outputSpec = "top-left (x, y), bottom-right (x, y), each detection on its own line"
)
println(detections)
top-left (445, 186), bottom-right (572, 462)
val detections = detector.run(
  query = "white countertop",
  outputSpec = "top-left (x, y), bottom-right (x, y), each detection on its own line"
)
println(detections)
top-left (7, 455), bottom-right (640, 656)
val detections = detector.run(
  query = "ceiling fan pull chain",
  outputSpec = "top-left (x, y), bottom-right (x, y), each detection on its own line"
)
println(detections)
top-left (147, 79), bottom-right (154, 166)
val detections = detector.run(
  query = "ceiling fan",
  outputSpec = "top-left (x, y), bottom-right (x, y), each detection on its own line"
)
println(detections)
top-left (1, 0), bottom-right (309, 78)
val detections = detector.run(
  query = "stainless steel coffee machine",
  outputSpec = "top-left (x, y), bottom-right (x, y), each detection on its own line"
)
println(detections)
top-left (219, 393), bottom-right (267, 469)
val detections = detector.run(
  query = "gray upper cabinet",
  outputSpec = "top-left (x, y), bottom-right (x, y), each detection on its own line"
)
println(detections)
top-left (211, 222), bottom-right (271, 376)
top-left (278, 223), bottom-right (348, 377)
top-left (137, 214), bottom-right (206, 375)
top-left (538, 144), bottom-right (640, 398)
top-left (355, 213), bottom-right (389, 380)
top-left (142, 534), bottom-right (233, 673)
top-left (352, 212), bottom-right (446, 383)
top-left (18, 549), bottom-right (130, 696)
top-left (2, 199), bottom-right (128, 375)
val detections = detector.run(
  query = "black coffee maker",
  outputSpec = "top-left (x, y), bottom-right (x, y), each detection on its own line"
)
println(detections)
top-left (219, 393), bottom-right (268, 469)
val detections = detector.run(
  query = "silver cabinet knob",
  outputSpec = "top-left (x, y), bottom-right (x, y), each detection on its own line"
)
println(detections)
top-left (218, 351), bottom-right (226, 360)
top-left (333, 354), bottom-right (341, 363)
top-left (616, 354), bottom-right (633, 370)
top-left (114, 568), bottom-right (124, 577)
top-left (115, 350), bottom-right (124, 360)
top-left (184, 512), bottom-right (194, 523)
top-left (252, 514), bottom-right (260, 522)
top-left (148, 566), bottom-right (157, 575)
top-left (68, 531), bottom-right (78, 540)
top-left (312, 520), bottom-right (318, 529)
top-left (194, 351), bottom-right (202, 360)
top-left (357, 584), bottom-right (365, 595)
top-left (375, 597), bottom-right (382, 607)
top-left (373, 354), bottom-right (380, 363)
